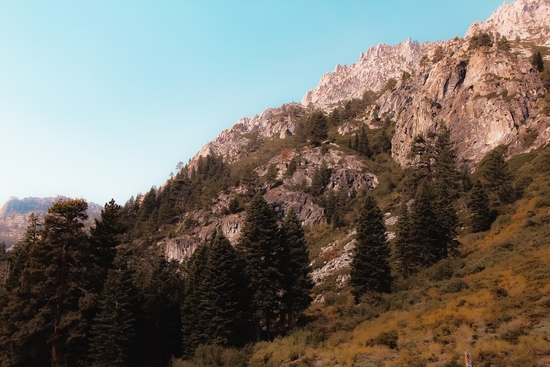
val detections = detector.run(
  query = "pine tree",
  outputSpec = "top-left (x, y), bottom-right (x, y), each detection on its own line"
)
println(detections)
top-left (237, 193), bottom-right (283, 341)
top-left (394, 204), bottom-right (417, 278)
top-left (88, 249), bottom-right (138, 367)
top-left (137, 251), bottom-right (183, 367)
top-left (308, 111), bottom-right (328, 147)
top-left (280, 208), bottom-right (313, 328)
top-left (200, 232), bottom-right (250, 346)
top-left (531, 50), bottom-right (545, 72)
top-left (181, 244), bottom-right (210, 357)
top-left (469, 180), bottom-right (493, 232)
top-left (0, 199), bottom-right (93, 367)
top-left (357, 126), bottom-right (371, 157)
top-left (310, 162), bottom-right (332, 197)
top-left (433, 183), bottom-right (460, 258)
top-left (409, 182), bottom-right (441, 267)
top-left (482, 147), bottom-right (515, 205)
top-left (349, 196), bottom-right (392, 303)
top-left (89, 199), bottom-right (126, 293)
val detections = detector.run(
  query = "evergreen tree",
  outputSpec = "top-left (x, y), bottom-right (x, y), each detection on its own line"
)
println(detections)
top-left (308, 111), bottom-right (328, 147)
top-left (409, 182), bottom-right (441, 267)
top-left (89, 199), bottom-right (125, 293)
top-left (531, 50), bottom-right (545, 72)
top-left (357, 126), bottom-right (371, 157)
top-left (265, 163), bottom-right (279, 187)
top-left (237, 194), bottom-right (283, 341)
top-left (280, 208), bottom-right (313, 328)
top-left (0, 199), bottom-right (93, 367)
top-left (434, 125), bottom-right (460, 194)
top-left (394, 204), bottom-right (417, 278)
top-left (433, 183), bottom-right (460, 258)
top-left (200, 232), bottom-right (250, 346)
top-left (181, 244), bottom-right (210, 357)
top-left (482, 147), bottom-right (515, 205)
top-left (469, 180), bottom-right (493, 232)
top-left (137, 251), bottom-right (183, 367)
top-left (349, 196), bottom-right (392, 302)
top-left (88, 249), bottom-right (138, 367)
top-left (310, 162), bottom-right (332, 197)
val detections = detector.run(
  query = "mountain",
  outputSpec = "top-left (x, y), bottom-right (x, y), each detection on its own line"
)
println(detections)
top-left (172, 0), bottom-right (549, 262)
top-left (0, 196), bottom-right (103, 248)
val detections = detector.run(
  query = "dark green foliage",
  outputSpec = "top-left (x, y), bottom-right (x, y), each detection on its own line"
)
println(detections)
top-left (89, 199), bottom-right (125, 292)
top-left (395, 205), bottom-right (418, 278)
top-left (469, 180), bottom-right (493, 232)
top-left (496, 35), bottom-right (510, 51)
top-left (310, 162), bottom-right (332, 197)
top-left (228, 196), bottom-right (242, 214)
top-left (481, 147), bottom-right (515, 205)
top-left (280, 208), bottom-right (314, 328)
top-left (308, 111), bottom-right (328, 147)
top-left (356, 126), bottom-right (371, 158)
top-left (406, 125), bottom-right (461, 197)
top-left (265, 163), bottom-right (279, 187)
top-left (137, 252), bottom-right (183, 367)
top-left (88, 250), bottom-right (138, 367)
top-left (240, 165), bottom-right (261, 197)
top-left (469, 32), bottom-right (493, 49)
top-left (181, 244), bottom-right (210, 357)
top-left (237, 194), bottom-right (283, 341)
top-left (286, 157), bottom-right (298, 177)
top-left (433, 183), bottom-right (460, 258)
top-left (409, 182), bottom-right (446, 267)
top-left (531, 50), bottom-right (545, 72)
top-left (200, 232), bottom-right (251, 347)
top-left (350, 196), bottom-right (392, 302)
top-left (295, 111), bottom-right (328, 146)
top-left (0, 199), bottom-right (93, 367)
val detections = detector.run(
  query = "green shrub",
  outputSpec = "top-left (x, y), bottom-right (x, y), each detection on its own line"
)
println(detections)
top-left (441, 278), bottom-right (469, 294)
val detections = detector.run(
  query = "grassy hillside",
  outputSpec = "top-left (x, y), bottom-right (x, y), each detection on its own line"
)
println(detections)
top-left (173, 146), bottom-right (550, 367)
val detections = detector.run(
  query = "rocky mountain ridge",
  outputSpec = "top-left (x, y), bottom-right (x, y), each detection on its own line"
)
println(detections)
top-left (0, 196), bottom-right (103, 248)
top-left (169, 0), bottom-right (550, 262)
top-left (466, 0), bottom-right (550, 46)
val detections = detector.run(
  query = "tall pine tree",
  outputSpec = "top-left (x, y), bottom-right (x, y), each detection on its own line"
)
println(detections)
top-left (237, 194), bottom-right (283, 341)
top-left (469, 180), bottom-right (493, 232)
top-left (88, 248), bottom-right (138, 367)
top-left (349, 195), bottom-right (392, 303)
top-left (200, 232), bottom-right (251, 347)
top-left (280, 207), bottom-right (313, 328)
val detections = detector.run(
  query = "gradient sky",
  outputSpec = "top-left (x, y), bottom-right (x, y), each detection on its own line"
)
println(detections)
top-left (0, 0), bottom-right (505, 207)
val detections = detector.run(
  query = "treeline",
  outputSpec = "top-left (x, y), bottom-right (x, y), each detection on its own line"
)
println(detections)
top-left (0, 193), bottom-right (313, 366)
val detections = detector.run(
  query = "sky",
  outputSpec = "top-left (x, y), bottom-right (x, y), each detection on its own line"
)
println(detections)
top-left (0, 0), bottom-right (505, 207)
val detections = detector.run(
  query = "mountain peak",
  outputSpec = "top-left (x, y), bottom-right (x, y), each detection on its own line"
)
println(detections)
top-left (466, 0), bottom-right (550, 45)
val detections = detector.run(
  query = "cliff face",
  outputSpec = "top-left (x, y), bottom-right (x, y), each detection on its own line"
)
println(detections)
top-left (380, 39), bottom-right (549, 168)
top-left (0, 197), bottom-right (103, 248)
top-left (466, 0), bottom-right (550, 46)
top-left (168, 0), bottom-right (550, 261)
top-left (301, 39), bottom-right (440, 108)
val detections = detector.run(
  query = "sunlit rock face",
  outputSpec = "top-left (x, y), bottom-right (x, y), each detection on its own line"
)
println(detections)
top-left (380, 43), bottom-right (548, 168)
top-left (466, 0), bottom-right (550, 47)
top-left (301, 38), bottom-right (440, 109)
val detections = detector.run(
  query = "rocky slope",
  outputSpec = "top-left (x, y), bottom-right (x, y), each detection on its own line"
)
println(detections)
top-left (0, 196), bottom-right (103, 248)
top-left (466, 0), bottom-right (550, 46)
top-left (301, 38), bottom-right (439, 108)
top-left (169, 0), bottom-right (550, 262)
top-left (380, 37), bottom-right (549, 168)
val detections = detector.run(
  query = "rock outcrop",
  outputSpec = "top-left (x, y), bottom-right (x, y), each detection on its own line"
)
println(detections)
top-left (301, 38), bottom-right (440, 108)
top-left (466, 0), bottom-right (550, 46)
top-left (381, 37), bottom-right (549, 167)
top-left (189, 103), bottom-right (303, 168)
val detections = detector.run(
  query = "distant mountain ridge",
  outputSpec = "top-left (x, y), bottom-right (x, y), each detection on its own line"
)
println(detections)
top-left (0, 196), bottom-right (103, 248)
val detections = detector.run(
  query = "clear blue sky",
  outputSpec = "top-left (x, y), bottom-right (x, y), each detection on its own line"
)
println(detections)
top-left (0, 0), bottom-right (504, 207)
